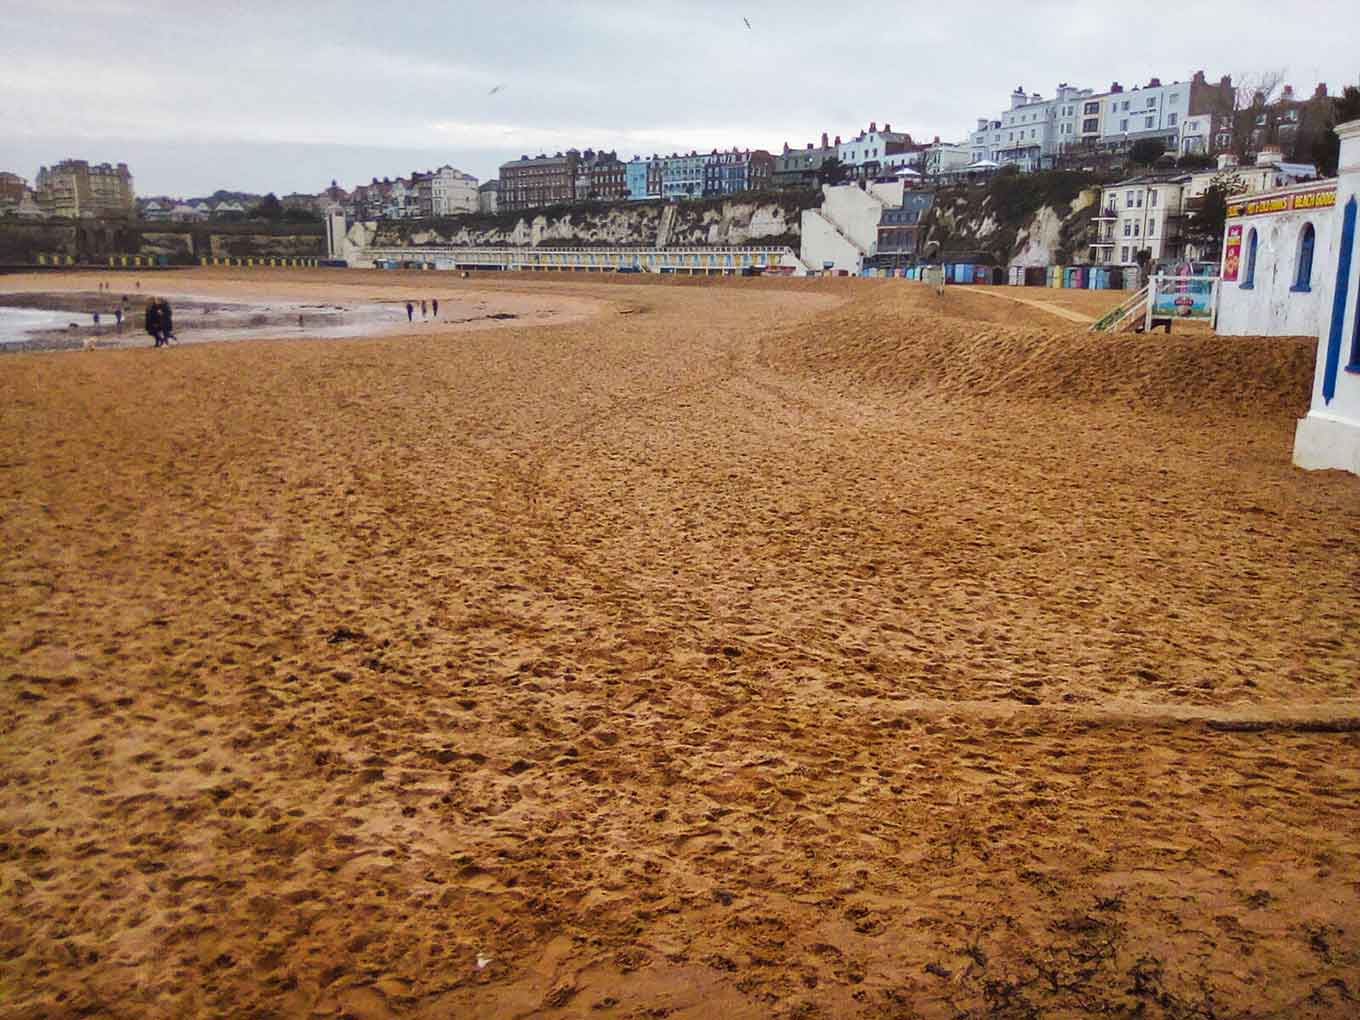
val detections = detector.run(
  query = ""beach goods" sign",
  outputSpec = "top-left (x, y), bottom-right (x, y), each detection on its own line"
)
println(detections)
top-left (1227, 188), bottom-right (1337, 219)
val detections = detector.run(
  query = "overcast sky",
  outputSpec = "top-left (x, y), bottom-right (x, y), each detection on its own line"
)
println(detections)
top-left (2, 0), bottom-right (1357, 197)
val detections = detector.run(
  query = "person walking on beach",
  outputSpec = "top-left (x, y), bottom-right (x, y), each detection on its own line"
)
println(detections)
top-left (420, 299), bottom-right (427, 319)
top-left (159, 298), bottom-right (176, 344)
top-left (406, 301), bottom-right (414, 322)
top-left (114, 307), bottom-right (123, 331)
top-left (93, 311), bottom-right (101, 328)
top-left (431, 298), bottom-right (439, 318)
top-left (145, 299), bottom-right (163, 347)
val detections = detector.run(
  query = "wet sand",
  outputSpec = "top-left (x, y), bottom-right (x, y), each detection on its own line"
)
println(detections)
top-left (2, 269), bottom-right (1358, 1019)
top-left (0, 271), bottom-right (601, 350)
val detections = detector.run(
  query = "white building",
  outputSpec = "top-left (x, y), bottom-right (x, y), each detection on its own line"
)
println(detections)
top-left (1293, 118), bottom-right (1360, 475)
top-left (967, 83), bottom-right (1093, 171)
top-left (922, 140), bottom-right (971, 176)
top-left (1091, 174), bottom-right (1191, 266)
top-left (838, 123), bottom-right (915, 178)
top-left (1098, 78), bottom-right (1189, 151)
top-left (430, 166), bottom-right (478, 216)
top-left (1183, 150), bottom-right (1318, 204)
top-left (1214, 180), bottom-right (1337, 337)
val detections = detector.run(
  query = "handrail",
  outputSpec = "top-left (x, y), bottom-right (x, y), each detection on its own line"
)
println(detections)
top-left (1090, 284), bottom-right (1149, 332)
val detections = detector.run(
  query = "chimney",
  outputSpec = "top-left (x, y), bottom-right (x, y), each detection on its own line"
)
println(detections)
top-left (1011, 87), bottom-right (1027, 109)
top-left (1192, 70), bottom-right (1206, 85)
top-left (1314, 83), bottom-right (1329, 99)
top-left (806, 142), bottom-right (813, 150)
top-left (884, 123), bottom-right (891, 133)
top-left (1110, 81), bottom-right (1123, 94)
top-left (869, 121), bottom-right (877, 133)
top-left (933, 135), bottom-right (940, 143)
top-left (782, 141), bottom-right (790, 153)
top-left (821, 131), bottom-right (829, 148)
top-left (834, 135), bottom-right (841, 145)
top-left (1281, 84), bottom-right (1294, 101)
top-left (1149, 77), bottom-right (1161, 88)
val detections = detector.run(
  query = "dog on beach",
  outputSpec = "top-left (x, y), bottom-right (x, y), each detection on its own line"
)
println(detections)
top-left (82, 337), bottom-right (98, 351)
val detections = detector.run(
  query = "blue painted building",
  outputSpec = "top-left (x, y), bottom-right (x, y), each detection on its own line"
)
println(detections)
top-left (625, 158), bottom-right (651, 201)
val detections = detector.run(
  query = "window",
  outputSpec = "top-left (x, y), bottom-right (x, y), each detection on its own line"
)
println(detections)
top-left (1123, 100), bottom-right (1130, 111)
top-left (1083, 118), bottom-right (1098, 132)
top-left (1123, 221), bottom-right (1132, 236)
top-left (1120, 119), bottom-right (1129, 132)
top-left (1121, 245), bottom-right (1130, 262)
top-left (1126, 191), bottom-right (1134, 208)
top-left (1293, 223), bottom-right (1315, 292)
top-left (1168, 113), bottom-right (1178, 127)
top-left (1150, 191), bottom-right (1158, 207)
top-left (1136, 192), bottom-right (1143, 208)
top-left (1241, 228), bottom-right (1258, 288)
top-left (1145, 116), bottom-right (1155, 129)
top-left (1134, 222), bottom-right (1140, 236)
top-left (1148, 220), bottom-right (1155, 237)
top-left (1085, 101), bottom-right (1099, 114)
top-left (1147, 98), bottom-right (1157, 108)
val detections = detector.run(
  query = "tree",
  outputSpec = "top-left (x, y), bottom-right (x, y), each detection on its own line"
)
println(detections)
top-left (1185, 185), bottom-right (1230, 258)
top-left (816, 157), bottom-right (848, 186)
top-left (252, 193), bottom-right (284, 221)
top-left (1312, 85), bottom-right (1360, 176)
top-left (1129, 138), bottom-right (1167, 166)
top-left (1217, 69), bottom-right (1286, 161)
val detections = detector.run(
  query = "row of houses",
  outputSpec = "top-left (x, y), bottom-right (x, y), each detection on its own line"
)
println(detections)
top-left (968, 72), bottom-right (1333, 172)
top-left (498, 147), bottom-right (774, 211)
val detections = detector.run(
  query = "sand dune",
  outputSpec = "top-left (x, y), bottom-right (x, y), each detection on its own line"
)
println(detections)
top-left (2, 270), bottom-right (1358, 1019)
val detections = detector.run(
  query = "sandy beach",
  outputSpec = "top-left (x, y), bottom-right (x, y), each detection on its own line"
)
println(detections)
top-left (2, 268), bottom-right (1358, 1019)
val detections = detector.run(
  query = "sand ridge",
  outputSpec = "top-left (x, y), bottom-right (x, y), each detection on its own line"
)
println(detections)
top-left (1, 270), bottom-right (1358, 1019)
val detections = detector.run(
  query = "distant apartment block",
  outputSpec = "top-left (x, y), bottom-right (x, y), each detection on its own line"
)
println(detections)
top-left (500, 152), bottom-right (580, 211)
top-left (36, 159), bottom-right (134, 218)
top-left (429, 166), bottom-right (479, 216)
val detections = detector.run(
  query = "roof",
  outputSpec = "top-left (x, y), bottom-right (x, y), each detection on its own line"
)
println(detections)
top-left (1106, 173), bottom-right (1191, 187)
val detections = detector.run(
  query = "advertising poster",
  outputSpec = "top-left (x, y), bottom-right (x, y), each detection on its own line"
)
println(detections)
top-left (1222, 224), bottom-right (1243, 282)
top-left (1151, 276), bottom-right (1215, 319)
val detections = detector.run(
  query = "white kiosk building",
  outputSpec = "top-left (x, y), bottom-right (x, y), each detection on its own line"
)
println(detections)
top-left (1294, 118), bottom-right (1360, 475)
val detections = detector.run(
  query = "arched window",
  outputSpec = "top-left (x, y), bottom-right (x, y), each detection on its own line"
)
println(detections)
top-left (1292, 223), bottom-right (1315, 292)
top-left (1242, 228), bottom-right (1258, 288)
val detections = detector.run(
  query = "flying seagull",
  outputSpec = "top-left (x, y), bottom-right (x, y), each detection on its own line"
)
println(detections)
top-left (488, 84), bottom-right (504, 96)
top-left (743, 17), bottom-right (752, 29)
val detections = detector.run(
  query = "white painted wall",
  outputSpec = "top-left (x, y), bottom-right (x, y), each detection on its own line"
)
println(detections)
top-left (1215, 184), bottom-right (1337, 337)
top-left (800, 208), bottom-right (863, 273)
top-left (866, 180), bottom-right (905, 207)
top-left (1294, 119), bottom-right (1360, 475)
top-left (820, 184), bottom-right (883, 253)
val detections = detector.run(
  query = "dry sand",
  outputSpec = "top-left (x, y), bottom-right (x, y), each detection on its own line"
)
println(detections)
top-left (2, 269), bottom-right (1358, 1019)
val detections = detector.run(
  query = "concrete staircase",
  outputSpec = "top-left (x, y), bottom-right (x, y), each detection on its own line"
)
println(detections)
top-left (655, 204), bottom-right (678, 250)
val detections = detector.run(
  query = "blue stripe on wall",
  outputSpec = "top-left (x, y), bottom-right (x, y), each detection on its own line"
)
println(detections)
top-left (1323, 196), bottom-right (1357, 405)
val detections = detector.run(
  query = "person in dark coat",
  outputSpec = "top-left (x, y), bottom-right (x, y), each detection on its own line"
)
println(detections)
top-left (145, 299), bottom-right (163, 346)
top-left (432, 298), bottom-right (439, 318)
top-left (159, 298), bottom-right (176, 343)
top-left (406, 301), bottom-right (414, 322)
